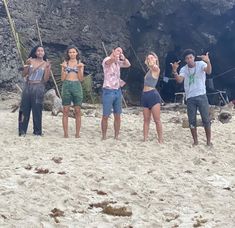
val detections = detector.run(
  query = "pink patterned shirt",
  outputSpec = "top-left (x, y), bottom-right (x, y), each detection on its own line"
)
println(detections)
top-left (102, 57), bottom-right (126, 89)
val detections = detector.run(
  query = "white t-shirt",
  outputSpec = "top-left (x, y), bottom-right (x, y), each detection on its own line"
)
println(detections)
top-left (179, 61), bottom-right (207, 99)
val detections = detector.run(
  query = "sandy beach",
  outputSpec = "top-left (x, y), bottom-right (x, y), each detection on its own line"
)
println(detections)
top-left (0, 92), bottom-right (235, 228)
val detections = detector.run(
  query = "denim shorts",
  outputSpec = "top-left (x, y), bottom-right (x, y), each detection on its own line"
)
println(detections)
top-left (187, 94), bottom-right (211, 128)
top-left (141, 89), bottom-right (161, 109)
top-left (62, 80), bottom-right (83, 106)
top-left (102, 88), bottom-right (122, 116)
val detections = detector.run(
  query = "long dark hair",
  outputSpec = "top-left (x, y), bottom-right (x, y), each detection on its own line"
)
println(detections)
top-left (28, 45), bottom-right (47, 61)
top-left (65, 45), bottom-right (80, 62)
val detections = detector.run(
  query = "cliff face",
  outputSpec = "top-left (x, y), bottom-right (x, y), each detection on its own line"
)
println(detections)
top-left (1, 0), bottom-right (235, 100)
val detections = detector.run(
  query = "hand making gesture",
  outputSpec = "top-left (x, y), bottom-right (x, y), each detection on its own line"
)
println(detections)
top-left (61, 61), bottom-right (67, 68)
top-left (197, 52), bottom-right (210, 64)
top-left (45, 60), bottom-right (51, 70)
top-left (170, 60), bottom-right (181, 72)
top-left (24, 57), bottom-right (32, 67)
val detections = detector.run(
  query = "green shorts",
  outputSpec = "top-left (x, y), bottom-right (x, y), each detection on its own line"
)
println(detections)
top-left (62, 80), bottom-right (83, 106)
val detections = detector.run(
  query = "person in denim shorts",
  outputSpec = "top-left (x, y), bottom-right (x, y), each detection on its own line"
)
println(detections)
top-left (101, 47), bottom-right (131, 140)
top-left (171, 49), bottom-right (212, 146)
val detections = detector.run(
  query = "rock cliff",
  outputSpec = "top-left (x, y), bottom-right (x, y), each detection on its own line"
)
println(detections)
top-left (1, 0), bottom-right (235, 101)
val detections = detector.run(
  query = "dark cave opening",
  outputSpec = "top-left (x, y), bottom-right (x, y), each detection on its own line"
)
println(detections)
top-left (125, 4), bottom-right (235, 104)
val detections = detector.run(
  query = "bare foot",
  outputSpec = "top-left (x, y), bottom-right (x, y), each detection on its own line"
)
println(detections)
top-left (207, 142), bottom-right (213, 147)
top-left (102, 136), bottom-right (107, 140)
top-left (64, 135), bottom-right (69, 138)
top-left (75, 134), bottom-right (80, 138)
top-left (192, 141), bottom-right (199, 146)
top-left (158, 139), bottom-right (164, 144)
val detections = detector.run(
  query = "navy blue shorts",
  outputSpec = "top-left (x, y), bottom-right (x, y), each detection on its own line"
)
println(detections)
top-left (141, 89), bottom-right (161, 109)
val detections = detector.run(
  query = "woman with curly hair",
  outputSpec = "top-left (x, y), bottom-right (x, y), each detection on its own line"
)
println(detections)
top-left (19, 45), bottom-right (51, 136)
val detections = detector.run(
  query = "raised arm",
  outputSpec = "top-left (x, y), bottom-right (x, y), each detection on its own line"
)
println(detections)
top-left (119, 53), bottom-right (131, 68)
top-left (61, 61), bottom-right (67, 81)
top-left (151, 64), bottom-right (160, 78)
top-left (44, 61), bottom-right (51, 82)
top-left (77, 62), bottom-right (84, 81)
top-left (22, 58), bottom-right (32, 77)
top-left (197, 52), bottom-right (212, 75)
top-left (104, 50), bottom-right (119, 66)
top-left (170, 61), bottom-right (184, 83)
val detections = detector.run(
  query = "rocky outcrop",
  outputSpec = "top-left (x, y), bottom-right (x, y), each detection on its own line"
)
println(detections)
top-left (1, 0), bottom-right (235, 101)
top-left (0, 1), bottom-right (21, 88)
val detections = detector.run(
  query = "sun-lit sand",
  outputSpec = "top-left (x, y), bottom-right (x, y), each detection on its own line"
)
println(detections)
top-left (0, 92), bottom-right (235, 227)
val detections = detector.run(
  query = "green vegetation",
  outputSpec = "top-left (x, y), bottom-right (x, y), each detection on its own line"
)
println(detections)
top-left (81, 74), bottom-right (99, 104)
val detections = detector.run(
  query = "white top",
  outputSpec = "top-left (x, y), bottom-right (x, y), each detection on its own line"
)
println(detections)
top-left (179, 61), bottom-right (207, 99)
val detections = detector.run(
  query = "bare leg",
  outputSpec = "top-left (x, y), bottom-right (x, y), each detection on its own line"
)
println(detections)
top-left (62, 106), bottom-right (70, 138)
top-left (187, 98), bottom-right (198, 146)
top-left (74, 106), bottom-right (81, 138)
top-left (197, 96), bottom-right (212, 146)
top-left (143, 108), bottom-right (151, 141)
top-left (101, 116), bottom-right (109, 140)
top-left (114, 114), bottom-right (121, 140)
top-left (151, 104), bottom-right (163, 143)
top-left (204, 127), bottom-right (212, 146)
top-left (190, 128), bottom-right (198, 145)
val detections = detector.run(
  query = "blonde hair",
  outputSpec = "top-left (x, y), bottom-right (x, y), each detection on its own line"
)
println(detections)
top-left (145, 52), bottom-right (159, 68)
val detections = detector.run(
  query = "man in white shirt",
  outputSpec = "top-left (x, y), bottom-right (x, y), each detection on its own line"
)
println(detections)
top-left (171, 49), bottom-right (212, 146)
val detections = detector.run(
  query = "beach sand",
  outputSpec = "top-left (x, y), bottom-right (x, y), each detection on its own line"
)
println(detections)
top-left (0, 93), bottom-right (235, 227)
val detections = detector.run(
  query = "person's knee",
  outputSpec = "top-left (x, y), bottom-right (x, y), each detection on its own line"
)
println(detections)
top-left (74, 107), bottom-right (81, 115)
top-left (189, 119), bottom-right (197, 128)
top-left (63, 107), bottom-right (70, 116)
top-left (102, 116), bottom-right (109, 122)
top-left (200, 111), bottom-right (211, 128)
top-left (103, 106), bottom-right (112, 117)
top-left (114, 114), bottom-right (121, 121)
top-left (188, 114), bottom-right (197, 128)
top-left (187, 111), bottom-right (197, 128)
top-left (144, 116), bottom-right (151, 124)
top-left (154, 118), bottom-right (161, 125)
top-left (203, 120), bottom-right (211, 128)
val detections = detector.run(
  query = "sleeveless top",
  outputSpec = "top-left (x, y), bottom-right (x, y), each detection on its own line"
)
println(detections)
top-left (144, 70), bottom-right (158, 88)
top-left (28, 65), bottom-right (45, 81)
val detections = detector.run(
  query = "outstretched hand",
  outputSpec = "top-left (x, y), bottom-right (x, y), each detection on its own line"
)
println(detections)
top-left (197, 52), bottom-right (210, 63)
top-left (170, 60), bottom-right (181, 72)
